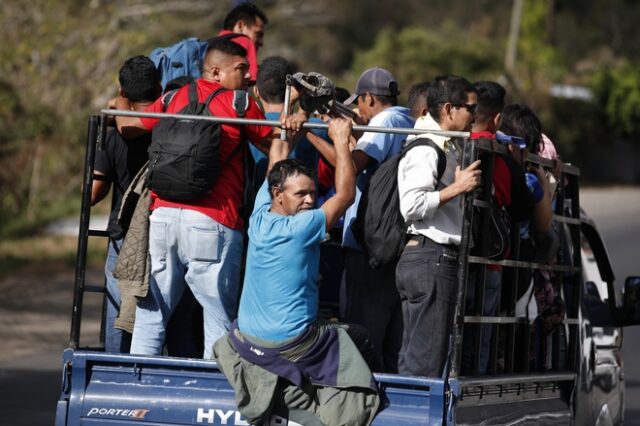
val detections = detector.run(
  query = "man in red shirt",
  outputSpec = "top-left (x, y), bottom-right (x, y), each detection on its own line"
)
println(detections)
top-left (464, 81), bottom-right (533, 374)
top-left (115, 37), bottom-right (274, 359)
top-left (218, 1), bottom-right (268, 84)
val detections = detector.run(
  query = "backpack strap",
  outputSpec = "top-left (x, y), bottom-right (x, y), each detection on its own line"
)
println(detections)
top-left (185, 82), bottom-right (227, 115)
top-left (202, 86), bottom-right (246, 165)
top-left (202, 86), bottom-right (227, 111)
top-left (187, 82), bottom-right (201, 113)
top-left (232, 90), bottom-right (249, 117)
top-left (402, 137), bottom-right (447, 182)
top-left (160, 89), bottom-right (179, 112)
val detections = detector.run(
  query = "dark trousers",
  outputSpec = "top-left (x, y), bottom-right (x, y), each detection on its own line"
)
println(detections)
top-left (343, 249), bottom-right (403, 373)
top-left (395, 235), bottom-right (459, 377)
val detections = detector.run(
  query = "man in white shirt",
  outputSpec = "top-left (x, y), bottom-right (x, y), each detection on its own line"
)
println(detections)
top-left (396, 75), bottom-right (481, 377)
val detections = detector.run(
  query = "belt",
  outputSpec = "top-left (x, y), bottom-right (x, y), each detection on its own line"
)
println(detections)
top-left (408, 234), bottom-right (459, 252)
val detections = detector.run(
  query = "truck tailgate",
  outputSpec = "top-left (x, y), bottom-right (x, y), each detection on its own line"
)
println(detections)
top-left (56, 349), bottom-right (448, 425)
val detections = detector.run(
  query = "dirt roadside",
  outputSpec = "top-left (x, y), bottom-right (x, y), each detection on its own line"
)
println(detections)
top-left (0, 260), bottom-right (102, 366)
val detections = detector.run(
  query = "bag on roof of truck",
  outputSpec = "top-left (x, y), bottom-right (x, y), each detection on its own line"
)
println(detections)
top-left (147, 82), bottom-right (248, 202)
top-left (352, 137), bottom-right (446, 269)
top-left (150, 34), bottom-right (245, 89)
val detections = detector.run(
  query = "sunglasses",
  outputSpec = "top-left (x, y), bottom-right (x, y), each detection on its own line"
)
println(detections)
top-left (453, 103), bottom-right (477, 114)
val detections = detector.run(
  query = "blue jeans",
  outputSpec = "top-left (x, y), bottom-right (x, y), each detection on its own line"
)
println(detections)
top-left (104, 238), bottom-right (132, 353)
top-left (130, 207), bottom-right (243, 359)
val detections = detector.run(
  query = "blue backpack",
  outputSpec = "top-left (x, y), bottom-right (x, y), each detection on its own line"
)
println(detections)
top-left (149, 34), bottom-right (242, 89)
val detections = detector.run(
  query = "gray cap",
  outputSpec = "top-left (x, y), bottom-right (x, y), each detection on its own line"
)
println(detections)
top-left (344, 67), bottom-right (399, 105)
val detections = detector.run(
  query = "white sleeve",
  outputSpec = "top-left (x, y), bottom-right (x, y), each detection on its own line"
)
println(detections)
top-left (397, 146), bottom-right (442, 222)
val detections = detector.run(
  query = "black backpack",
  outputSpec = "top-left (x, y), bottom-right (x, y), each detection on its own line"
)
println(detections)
top-left (352, 137), bottom-right (446, 269)
top-left (470, 151), bottom-right (534, 261)
top-left (147, 83), bottom-right (246, 202)
top-left (471, 195), bottom-right (511, 260)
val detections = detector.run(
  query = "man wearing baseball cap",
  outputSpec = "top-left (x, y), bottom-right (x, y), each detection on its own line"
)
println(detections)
top-left (341, 67), bottom-right (415, 373)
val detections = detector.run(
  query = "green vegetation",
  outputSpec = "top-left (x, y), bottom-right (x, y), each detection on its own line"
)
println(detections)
top-left (1, 0), bottom-right (640, 239)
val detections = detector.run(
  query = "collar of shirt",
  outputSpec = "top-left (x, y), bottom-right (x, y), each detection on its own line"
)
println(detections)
top-left (407, 113), bottom-right (457, 153)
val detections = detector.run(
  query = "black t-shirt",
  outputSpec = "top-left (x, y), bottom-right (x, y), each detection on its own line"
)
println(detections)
top-left (94, 128), bottom-right (151, 239)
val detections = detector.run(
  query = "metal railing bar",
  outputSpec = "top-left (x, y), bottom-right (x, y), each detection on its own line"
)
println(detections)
top-left (467, 256), bottom-right (581, 273)
top-left (102, 109), bottom-right (472, 138)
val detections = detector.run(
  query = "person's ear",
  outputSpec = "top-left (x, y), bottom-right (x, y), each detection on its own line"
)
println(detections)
top-left (366, 93), bottom-right (375, 107)
top-left (233, 21), bottom-right (246, 34)
top-left (118, 87), bottom-right (126, 98)
top-left (210, 64), bottom-right (221, 82)
top-left (493, 112), bottom-right (502, 129)
top-left (253, 86), bottom-right (261, 100)
top-left (444, 102), bottom-right (454, 121)
top-left (271, 187), bottom-right (282, 202)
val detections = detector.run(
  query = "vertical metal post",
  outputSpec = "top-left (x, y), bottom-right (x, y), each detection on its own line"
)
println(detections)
top-left (504, 159), bottom-right (524, 373)
top-left (98, 114), bottom-right (109, 349)
top-left (567, 172), bottom-right (582, 371)
top-left (471, 143), bottom-right (496, 375)
top-left (449, 138), bottom-right (477, 378)
top-left (69, 115), bottom-right (100, 349)
top-left (280, 75), bottom-right (292, 140)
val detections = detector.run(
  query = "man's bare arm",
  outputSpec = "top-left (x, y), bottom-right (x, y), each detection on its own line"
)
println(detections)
top-left (321, 118), bottom-right (356, 230)
top-left (114, 96), bottom-right (149, 139)
top-left (267, 136), bottom-right (291, 176)
top-left (90, 170), bottom-right (110, 206)
top-left (530, 166), bottom-right (553, 232)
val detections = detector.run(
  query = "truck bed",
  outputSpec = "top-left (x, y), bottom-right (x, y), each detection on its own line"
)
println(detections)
top-left (56, 349), bottom-right (449, 425)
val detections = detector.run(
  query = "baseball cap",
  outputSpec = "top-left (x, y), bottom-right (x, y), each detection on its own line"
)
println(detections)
top-left (344, 67), bottom-right (399, 105)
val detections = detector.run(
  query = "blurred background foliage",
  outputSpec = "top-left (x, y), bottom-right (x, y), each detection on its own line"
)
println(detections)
top-left (1, 0), bottom-right (640, 238)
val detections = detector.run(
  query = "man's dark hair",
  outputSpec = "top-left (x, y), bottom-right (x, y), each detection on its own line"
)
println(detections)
top-left (205, 36), bottom-right (248, 58)
top-left (499, 103), bottom-right (543, 153)
top-left (408, 81), bottom-right (431, 118)
top-left (474, 81), bottom-right (506, 124)
top-left (371, 93), bottom-right (398, 106)
top-left (427, 75), bottom-right (475, 124)
top-left (118, 55), bottom-right (160, 103)
top-left (223, 1), bottom-right (268, 29)
top-left (256, 56), bottom-right (296, 104)
top-left (268, 159), bottom-right (314, 198)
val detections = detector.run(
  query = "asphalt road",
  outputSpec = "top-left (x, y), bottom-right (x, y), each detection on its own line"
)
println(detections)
top-left (0, 187), bottom-right (638, 425)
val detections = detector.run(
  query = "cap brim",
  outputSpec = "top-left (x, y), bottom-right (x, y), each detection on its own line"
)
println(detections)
top-left (343, 93), bottom-right (359, 105)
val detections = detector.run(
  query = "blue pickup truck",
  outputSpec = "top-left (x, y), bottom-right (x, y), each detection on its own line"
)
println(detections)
top-left (55, 117), bottom-right (640, 425)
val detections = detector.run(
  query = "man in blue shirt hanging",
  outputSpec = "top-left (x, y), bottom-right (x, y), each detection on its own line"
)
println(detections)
top-left (238, 116), bottom-right (353, 343)
top-left (214, 118), bottom-right (379, 426)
